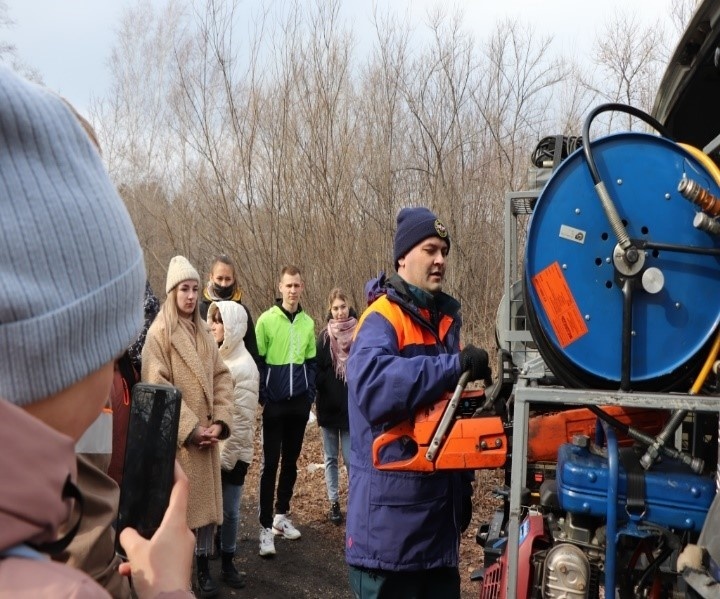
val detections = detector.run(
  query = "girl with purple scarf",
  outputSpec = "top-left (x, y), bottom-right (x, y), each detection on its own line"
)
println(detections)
top-left (315, 288), bottom-right (357, 524)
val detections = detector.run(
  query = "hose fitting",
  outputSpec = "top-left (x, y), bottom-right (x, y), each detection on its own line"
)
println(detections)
top-left (678, 177), bottom-right (720, 216)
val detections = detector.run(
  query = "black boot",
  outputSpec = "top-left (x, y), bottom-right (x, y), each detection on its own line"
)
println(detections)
top-left (196, 555), bottom-right (220, 598)
top-left (220, 551), bottom-right (246, 589)
top-left (329, 501), bottom-right (342, 525)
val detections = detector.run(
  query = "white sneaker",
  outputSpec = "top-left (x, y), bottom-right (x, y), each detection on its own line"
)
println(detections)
top-left (259, 527), bottom-right (276, 557)
top-left (272, 514), bottom-right (301, 540)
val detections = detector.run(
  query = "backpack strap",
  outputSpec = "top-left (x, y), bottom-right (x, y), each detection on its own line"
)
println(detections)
top-left (1, 477), bottom-right (85, 562)
top-left (117, 351), bottom-right (139, 389)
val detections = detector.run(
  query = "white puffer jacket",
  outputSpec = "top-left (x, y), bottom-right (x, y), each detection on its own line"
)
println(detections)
top-left (209, 301), bottom-right (259, 470)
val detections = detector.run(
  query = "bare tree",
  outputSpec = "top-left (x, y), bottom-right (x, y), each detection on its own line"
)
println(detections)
top-left (473, 18), bottom-right (568, 193)
top-left (90, 0), bottom-right (195, 287)
top-left (669, 0), bottom-right (700, 37)
top-left (586, 10), bottom-right (669, 131)
top-left (353, 4), bottom-right (414, 288)
top-left (91, 0), bottom-right (191, 186)
top-left (550, 61), bottom-right (599, 137)
top-left (95, 0), bottom-right (682, 346)
top-left (0, 1), bottom-right (41, 81)
top-left (0, 1), bottom-right (15, 63)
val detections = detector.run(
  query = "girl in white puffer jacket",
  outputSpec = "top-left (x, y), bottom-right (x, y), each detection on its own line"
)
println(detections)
top-left (208, 301), bottom-right (259, 589)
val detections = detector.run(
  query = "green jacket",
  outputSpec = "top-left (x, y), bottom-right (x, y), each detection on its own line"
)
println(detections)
top-left (255, 303), bottom-right (316, 404)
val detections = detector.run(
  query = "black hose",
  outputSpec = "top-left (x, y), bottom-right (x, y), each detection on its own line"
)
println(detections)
top-left (588, 404), bottom-right (632, 436)
top-left (588, 405), bottom-right (704, 472)
top-left (634, 544), bottom-right (673, 593)
top-left (581, 103), bottom-right (673, 185)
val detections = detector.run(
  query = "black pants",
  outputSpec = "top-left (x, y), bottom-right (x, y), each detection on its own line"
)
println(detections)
top-left (258, 409), bottom-right (309, 528)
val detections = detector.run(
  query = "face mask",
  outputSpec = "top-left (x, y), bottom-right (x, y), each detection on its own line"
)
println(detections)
top-left (213, 283), bottom-right (234, 299)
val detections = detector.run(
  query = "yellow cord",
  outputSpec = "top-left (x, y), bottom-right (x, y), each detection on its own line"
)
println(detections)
top-left (690, 329), bottom-right (720, 395)
top-left (679, 143), bottom-right (720, 186)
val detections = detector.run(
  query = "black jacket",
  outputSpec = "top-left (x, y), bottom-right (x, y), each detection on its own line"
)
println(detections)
top-left (315, 329), bottom-right (349, 430)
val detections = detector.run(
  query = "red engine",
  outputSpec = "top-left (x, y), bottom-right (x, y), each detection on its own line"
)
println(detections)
top-left (479, 513), bottom-right (549, 599)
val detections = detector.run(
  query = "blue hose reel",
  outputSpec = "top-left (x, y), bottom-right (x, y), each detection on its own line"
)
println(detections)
top-left (524, 131), bottom-right (720, 390)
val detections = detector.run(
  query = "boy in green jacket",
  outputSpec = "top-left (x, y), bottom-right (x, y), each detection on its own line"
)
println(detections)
top-left (255, 266), bottom-right (316, 557)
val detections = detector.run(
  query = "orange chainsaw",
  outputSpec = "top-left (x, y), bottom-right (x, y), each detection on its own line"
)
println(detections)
top-left (371, 371), bottom-right (508, 471)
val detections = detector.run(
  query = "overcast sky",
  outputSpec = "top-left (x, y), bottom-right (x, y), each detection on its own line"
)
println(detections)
top-left (5, 0), bottom-right (676, 115)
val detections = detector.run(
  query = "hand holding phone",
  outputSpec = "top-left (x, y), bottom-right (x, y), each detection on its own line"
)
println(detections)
top-left (118, 462), bottom-right (194, 596)
top-left (116, 383), bottom-right (182, 557)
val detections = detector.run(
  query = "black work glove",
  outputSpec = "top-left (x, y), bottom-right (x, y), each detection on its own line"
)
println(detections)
top-left (459, 344), bottom-right (491, 383)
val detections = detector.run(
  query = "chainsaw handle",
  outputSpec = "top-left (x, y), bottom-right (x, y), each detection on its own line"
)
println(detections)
top-left (456, 370), bottom-right (471, 392)
top-left (425, 370), bottom-right (471, 462)
top-left (372, 421), bottom-right (433, 471)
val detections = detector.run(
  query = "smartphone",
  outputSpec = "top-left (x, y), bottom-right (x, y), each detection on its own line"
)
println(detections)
top-left (115, 383), bottom-right (181, 558)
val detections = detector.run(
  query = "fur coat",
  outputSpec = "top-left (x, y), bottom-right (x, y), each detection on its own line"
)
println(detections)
top-left (141, 316), bottom-right (233, 530)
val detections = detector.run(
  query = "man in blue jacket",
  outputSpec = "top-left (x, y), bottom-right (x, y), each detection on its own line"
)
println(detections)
top-left (346, 207), bottom-right (491, 598)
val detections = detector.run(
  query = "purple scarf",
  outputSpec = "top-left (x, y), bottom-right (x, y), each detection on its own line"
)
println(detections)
top-left (327, 317), bottom-right (357, 381)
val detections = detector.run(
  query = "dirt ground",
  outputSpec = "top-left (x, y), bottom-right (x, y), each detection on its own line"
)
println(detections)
top-left (208, 417), bottom-right (504, 599)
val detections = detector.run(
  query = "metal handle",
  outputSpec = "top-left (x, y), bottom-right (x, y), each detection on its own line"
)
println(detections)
top-left (425, 371), bottom-right (471, 462)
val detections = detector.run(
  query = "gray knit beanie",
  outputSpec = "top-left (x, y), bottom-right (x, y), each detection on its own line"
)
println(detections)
top-left (166, 255), bottom-right (200, 293)
top-left (0, 67), bottom-right (146, 406)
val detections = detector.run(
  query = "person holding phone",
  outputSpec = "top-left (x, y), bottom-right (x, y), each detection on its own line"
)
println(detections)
top-left (142, 256), bottom-right (233, 598)
top-left (0, 66), bottom-right (194, 598)
top-left (208, 301), bottom-right (259, 589)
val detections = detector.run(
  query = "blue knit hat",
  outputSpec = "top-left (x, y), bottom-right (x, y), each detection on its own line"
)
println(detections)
top-left (393, 207), bottom-right (450, 269)
top-left (0, 67), bottom-right (146, 406)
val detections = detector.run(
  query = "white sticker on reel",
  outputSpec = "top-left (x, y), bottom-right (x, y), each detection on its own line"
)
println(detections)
top-left (559, 224), bottom-right (586, 244)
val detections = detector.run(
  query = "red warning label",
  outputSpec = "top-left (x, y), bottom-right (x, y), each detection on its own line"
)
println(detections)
top-left (531, 262), bottom-right (588, 348)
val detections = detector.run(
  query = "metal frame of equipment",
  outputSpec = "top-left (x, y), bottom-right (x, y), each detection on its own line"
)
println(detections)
top-left (506, 384), bottom-right (720, 597)
top-left (495, 171), bottom-right (720, 596)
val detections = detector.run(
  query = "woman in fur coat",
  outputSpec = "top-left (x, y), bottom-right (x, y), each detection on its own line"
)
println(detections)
top-left (142, 256), bottom-right (233, 598)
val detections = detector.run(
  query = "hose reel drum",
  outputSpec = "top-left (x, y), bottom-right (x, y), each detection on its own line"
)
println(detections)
top-left (524, 130), bottom-right (720, 391)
